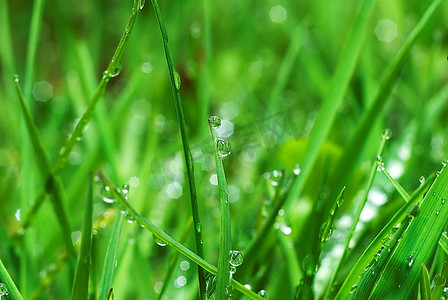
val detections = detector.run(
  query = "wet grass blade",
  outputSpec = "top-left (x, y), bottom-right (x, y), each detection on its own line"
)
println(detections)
top-left (98, 213), bottom-right (124, 300)
top-left (325, 129), bottom-right (390, 299)
top-left (420, 263), bottom-right (431, 300)
top-left (370, 163), bottom-right (448, 298)
top-left (439, 232), bottom-right (448, 255)
top-left (377, 159), bottom-right (410, 202)
top-left (0, 258), bottom-right (24, 300)
top-left (208, 118), bottom-right (232, 300)
top-left (96, 171), bottom-right (263, 300)
top-left (286, 0), bottom-right (377, 208)
top-left (319, 186), bottom-right (345, 252)
top-left (149, 1), bottom-right (206, 297)
top-left (70, 174), bottom-right (94, 300)
top-left (334, 173), bottom-right (434, 299)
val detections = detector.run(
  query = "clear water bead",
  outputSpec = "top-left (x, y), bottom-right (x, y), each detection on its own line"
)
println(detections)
top-left (101, 186), bottom-right (116, 203)
top-left (293, 164), bottom-right (301, 175)
top-left (111, 62), bottom-right (122, 77)
top-left (174, 70), bottom-right (181, 90)
top-left (382, 128), bottom-right (391, 140)
top-left (208, 116), bottom-right (222, 129)
top-left (138, 0), bottom-right (145, 9)
top-left (14, 74), bottom-right (19, 83)
top-left (229, 250), bottom-right (244, 267)
top-left (217, 139), bottom-right (231, 157)
top-left (153, 235), bottom-right (167, 247)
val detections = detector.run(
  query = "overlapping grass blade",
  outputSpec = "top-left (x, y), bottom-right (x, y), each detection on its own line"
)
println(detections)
top-left (70, 174), bottom-right (94, 300)
top-left (329, 0), bottom-right (442, 193)
top-left (286, 0), bottom-right (377, 207)
top-left (369, 163), bottom-right (448, 298)
top-left (14, 77), bottom-right (74, 253)
top-left (96, 171), bottom-right (263, 300)
top-left (0, 258), bottom-right (24, 300)
top-left (334, 173), bottom-right (434, 299)
top-left (19, 0), bottom-right (141, 231)
top-left (325, 129), bottom-right (390, 299)
top-left (420, 263), bottom-right (431, 300)
top-left (149, 1), bottom-right (206, 297)
top-left (377, 159), bottom-right (410, 202)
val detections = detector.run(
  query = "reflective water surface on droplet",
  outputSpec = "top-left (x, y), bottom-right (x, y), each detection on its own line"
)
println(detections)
top-left (217, 139), bottom-right (231, 157)
top-left (229, 250), bottom-right (244, 267)
top-left (153, 234), bottom-right (167, 247)
top-left (0, 282), bottom-right (8, 296)
top-left (174, 70), bottom-right (181, 90)
top-left (208, 116), bottom-right (222, 129)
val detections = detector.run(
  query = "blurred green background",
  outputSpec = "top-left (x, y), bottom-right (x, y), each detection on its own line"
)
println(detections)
top-left (1, 0), bottom-right (448, 299)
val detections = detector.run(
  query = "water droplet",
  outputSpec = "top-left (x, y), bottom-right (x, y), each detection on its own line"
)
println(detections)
top-left (229, 250), bottom-right (244, 267)
top-left (196, 223), bottom-right (202, 233)
top-left (406, 255), bottom-right (415, 268)
top-left (217, 139), bottom-right (231, 157)
top-left (0, 283), bottom-right (8, 296)
top-left (122, 184), bottom-right (130, 196)
top-left (138, 0), bottom-right (145, 9)
top-left (442, 198), bottom-right (446, 204)
top-left (382, 128), bottom-right (391, 140)
top-left (127, 214), bottom-right (136, 224)
top-left (376, 155), bottom-right (382, 162)
top-left (436, 209), bottom-right (440, 215)
top-left (302, 254), bottom-right (317, 276)
top-left (443, 159), bottom-right (448, 167)
top-left (433, 192), bottom-right (437, 196)
top-left (208, 116), bottom-right (222, 129)
top-left (13, 74), bottom-right (19, 83)
top-left (293, 164), bottom-right (301, 175)
top-left (174, 70), bottom-right (181, 90)
top-left (101, 186), bottom-right (116, 203)
top-left (103, 70), bottom-right (109, 77)
top-left (436, 171), bottom-right (441, 177)
top-left (350, 284), bottom-right (358, 294)
top-left (434, 273), bottom-right (446, 286)
top-left (153, 235), bottom-right (167, 247)
top-left (111, 62), bottom-right (122, 77)
top-left (257, 289), bottom-right (267, 298)
top-left (419, 176), bottom-right (425, 183)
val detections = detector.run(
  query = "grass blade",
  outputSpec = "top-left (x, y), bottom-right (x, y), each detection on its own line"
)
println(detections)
top-left (370, 162), bottom-right (448, 298)
top-left (420, 263), bottom-right (431, 300)
top-left (377, 159), bottom-right (410, 202)
top-left (96, 171), bottom-right (263, 300)
top-left (0, 258), bottom-right (24, 300)
top-left (325, 129), bottom-right (390, 299)
top-left (98, 213), bottom-right (124, 300)
top-left (14, 77), bottom-right (74, 253)
top-left (149, 1), bottom-right (206, 297)
top-left (208, 117), bottom-right (232, 300)
top-left (70, 174), bottom-right (94, 300)
top-left (334, 173), bottom-right (435, 299)
top-left (285, 0), bottom-right (377, 208)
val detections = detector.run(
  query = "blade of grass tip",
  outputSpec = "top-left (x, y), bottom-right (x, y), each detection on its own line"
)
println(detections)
top-left (149, 1), bottom-right (206, 298)
top-left (376, 158), bottom-right (410, 202)
top-left (96, 171), bottom-right (264, 300)
top-left (325, 129), bottom-right (391, 300)
top-left (70, 174), bottom-right (94, 300)
top-left (98, 213), bottom-right (125, 300)
top-left (319, 186), bottom-right (345, 254)
top-left (329, 0), bottom-right (442, 194)
top-left (20, 0), bottom-right (141, 232)
top-left (284, 0), bottom-right (377, 210)
top-left (334, 173), bottom-right (435, 299)
top-left (420, 263), bottom-right (431, 300)
top-left (0, 258), bottom-right (24, 300)
top-left (370, 163), bottom-right (448, 299)
top-left (14, 76), bottom-right (74, 253)
top-left (208, 117), bottom-right (232, 300)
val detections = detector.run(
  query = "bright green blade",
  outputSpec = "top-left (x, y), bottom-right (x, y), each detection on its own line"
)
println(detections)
top-left (0, 257), bottom-right (24, 300)
top-left (70, 174), bottom-right (94, 300)
top-left (419, 263), bottom-right (431, 300)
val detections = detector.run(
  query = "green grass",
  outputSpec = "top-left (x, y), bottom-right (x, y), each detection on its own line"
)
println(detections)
top-left (2, 0), bottom-right (448, 299)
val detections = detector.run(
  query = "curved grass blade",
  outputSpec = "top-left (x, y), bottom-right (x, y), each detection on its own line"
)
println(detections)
top-left (14, 77), bottom-right (74, 253)
top-left (208, 118), bottom-right (232, 300)
top-left (70, 174), bottom-right (94, 300)
top-left (324, 129), bottom-right (390, 299)
top-left (149, 1), bottom-right (206, 297)
top-left (420, 263), bottom-right (431, 300)
top-left (0, 258), bottom-right (24, 300)
top-left (334, 173), bottom-right (435, 299)
top-left (96, 171), bottom-right (263, 300)
top-left (376, 159), bottom-right (410, 202)
top-left (19, 0), bottom-right (141, 232)
top-left (329, 0), bottom-right (442, 193)
top-left (369, 163), bottom-right (448, 298)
